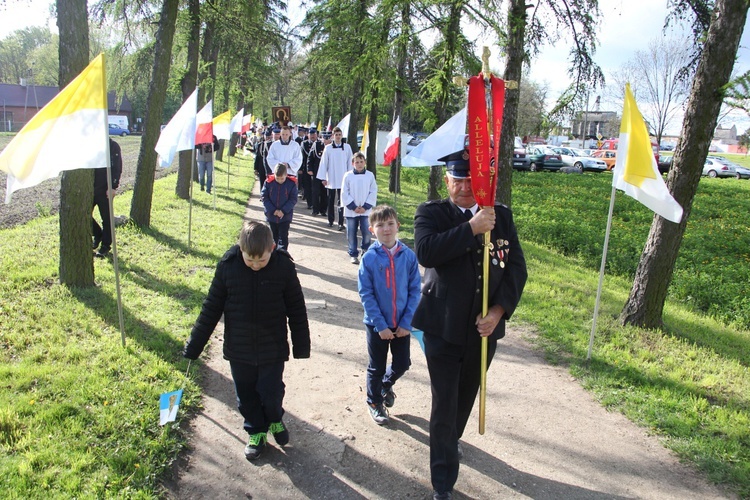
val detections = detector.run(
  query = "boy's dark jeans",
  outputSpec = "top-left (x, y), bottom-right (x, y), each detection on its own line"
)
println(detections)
top-left (229, 360), bottom-right (285, 435)
top-left (326, 188), bottom-right (343, 226)
top-left (365, 324), bottom-right (411, 405)
top-left (269, 221), bottom-right (291, 251)
top-left (346, 215), bottom-right (371, 257)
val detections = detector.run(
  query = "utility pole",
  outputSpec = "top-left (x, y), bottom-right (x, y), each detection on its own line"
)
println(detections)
top-left (582, 92), bottom-right (590, 148)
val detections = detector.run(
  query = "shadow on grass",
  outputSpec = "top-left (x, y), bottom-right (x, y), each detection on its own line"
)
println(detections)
top-left (143, 226), bottom-right (218, 262)
top-left (665, 313), bottom-right (750, 368)
top-left (115, 259), bottom-right (207, 308)
top-left (70, 285), bottom-right (185, 361)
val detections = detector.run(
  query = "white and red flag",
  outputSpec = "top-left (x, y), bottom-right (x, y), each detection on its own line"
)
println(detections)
top-left (241, 114), bottom-right (253, 134)
top-left (383, 116), bottom-right (400, 166)
top-left (195, 100), bottom-right (213, 144)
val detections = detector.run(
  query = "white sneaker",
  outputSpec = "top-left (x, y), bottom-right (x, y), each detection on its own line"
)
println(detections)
top-left (350, 256), bottom-right (359, 264)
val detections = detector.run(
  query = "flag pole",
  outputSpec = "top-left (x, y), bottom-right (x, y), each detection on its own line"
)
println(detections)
top-left (588, 184), bottom-right (617, 360)
top-left (227, 140), bottom-right (231, 192)
top-left (188, 152), bottom-right (195, 249)
top-left (100, 54), bottom-right (125, 346)
top-left (477, 49), bottom-right (495, 435)
top-left (104, 140), bottom-right (126, 347)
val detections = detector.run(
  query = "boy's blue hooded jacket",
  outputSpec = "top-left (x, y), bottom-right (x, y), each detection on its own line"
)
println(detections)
top-left (358, 240), bottom-right (421, 332)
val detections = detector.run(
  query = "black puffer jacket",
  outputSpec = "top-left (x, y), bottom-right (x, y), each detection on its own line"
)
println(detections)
top-left (184, 245), bottom-right (310, 364)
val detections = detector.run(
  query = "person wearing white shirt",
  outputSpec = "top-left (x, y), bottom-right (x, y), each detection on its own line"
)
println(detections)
top-left (316, 126), bottom-right (353, 229)
top-left (267, 126), bottom-right (303, 177)
top-left (341, 152), bottom-right (378, 263)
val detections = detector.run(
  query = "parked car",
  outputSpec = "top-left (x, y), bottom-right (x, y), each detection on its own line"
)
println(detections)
top-left (702, 157), bottom-right (737, 178)
top-left (108, 123), bottom-right (129, 137)
top-left (405, 133), bottom-right (427, 153)
top-left (600, 137), bottom-right (659, 163)
top-left (658, 155), bottom-right (673, 174)
top-left (735, 165), bottom-right (750, 179)
top-left (553, 147), bottom-right (607, 172)
top-left (526, 146), bottom-right (564, 171)
top-left (590, 149), bottom-right (617, 170)
top-left (552, 147), bottom-right (576, 167)
top-left (567, 148), bottom-right (608, 172)
top-left (512, 136), bottom-right (530, 170)
top-left (708, 156), bottom-right (750, 179)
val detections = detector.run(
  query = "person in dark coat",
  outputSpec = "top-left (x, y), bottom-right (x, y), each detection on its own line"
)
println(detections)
top-left (183, 220), bottom-right (310, 461)
top-left (412, 149), bottom-right (527, 500)
top-left (254, 128), bottom-right (273, 191)
top-left (261, 162), bottom-right (298, 252)
top-left (302, 127), bottom-right (327, 215)
top-left (92, 138), bottom-right (122, 257)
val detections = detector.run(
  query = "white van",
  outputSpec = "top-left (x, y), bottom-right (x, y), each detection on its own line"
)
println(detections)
top-left (108, 115), bottom-right (129, 130)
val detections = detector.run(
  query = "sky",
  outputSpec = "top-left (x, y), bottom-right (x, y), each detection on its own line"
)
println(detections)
top-left (2, 0), bottom-right (750, 134)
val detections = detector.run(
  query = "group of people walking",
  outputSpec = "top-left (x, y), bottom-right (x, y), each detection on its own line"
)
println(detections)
top-left (183, 125), bottom-right (528, 499)
top-left (251, 123), bottom-right (376, 264)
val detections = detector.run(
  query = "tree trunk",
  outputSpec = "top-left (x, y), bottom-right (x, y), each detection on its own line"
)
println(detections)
top-left (620, 0), bottom-right (749, 328)
top-left (57, 0), bottom-right (94, 287)
top-left (497, 0), bottom-right (528, 208)
top-left (175, 0), bottom-right (201, 200)
top-left (428, 1), bottom-right (463, 201)
top-left (389, 2), bottom-right (409, 194)
top-left (130, 0), bottom-right (179, 227)
top-left (347, 79), bottom-right (362, 151)
top-left (428, 166), bottom-right (442, 200)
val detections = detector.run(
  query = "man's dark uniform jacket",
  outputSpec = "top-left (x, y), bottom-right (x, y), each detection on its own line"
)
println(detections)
top-left (412, 199), bottom-right (527, 343)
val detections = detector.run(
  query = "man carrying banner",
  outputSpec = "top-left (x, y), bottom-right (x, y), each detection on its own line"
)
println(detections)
top-left (412, 147), bottom-right (527, 499)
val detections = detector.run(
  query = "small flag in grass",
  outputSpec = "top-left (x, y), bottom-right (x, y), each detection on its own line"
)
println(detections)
top-left (159, 389), bottom-right (183, 426)
top-left (411, 329), bottom-right (425, 353)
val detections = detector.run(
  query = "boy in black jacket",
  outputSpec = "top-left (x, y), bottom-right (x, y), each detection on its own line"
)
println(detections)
top-left (184, 221), bottom-right (310, 461)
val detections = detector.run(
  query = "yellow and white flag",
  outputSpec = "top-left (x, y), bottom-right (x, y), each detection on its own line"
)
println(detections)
top-left (1, 53), bottom-right (109, 203)
top-left (212, 110), bottom-right (232, 141)
top-left (612, 84), bottom-right (683, 223)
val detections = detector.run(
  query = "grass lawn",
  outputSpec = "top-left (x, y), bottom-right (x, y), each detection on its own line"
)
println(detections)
top-left (0, 154), bottom-right (748, 497)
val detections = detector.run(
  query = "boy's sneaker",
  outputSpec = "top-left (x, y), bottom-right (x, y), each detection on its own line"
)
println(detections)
top-left (269, 421), bottom-right (289, 446)
top-left (350, 256), bottom-right (359, 264)
top-left (368, 403), bottom-right (389, 425)
top-left (382, 388), bottom-right (396, 408)
top-left (244, 432), bottom-right (267, 461)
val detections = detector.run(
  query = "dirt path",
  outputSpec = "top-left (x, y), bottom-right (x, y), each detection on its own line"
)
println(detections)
top-left (163, 182), bottom-right (732, 500)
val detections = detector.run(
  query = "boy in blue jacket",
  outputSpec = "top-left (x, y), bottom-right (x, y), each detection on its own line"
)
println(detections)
top-left (357, 205), bottom-right (421, 425)
top-left (261, 162), bottom-right (298, 251)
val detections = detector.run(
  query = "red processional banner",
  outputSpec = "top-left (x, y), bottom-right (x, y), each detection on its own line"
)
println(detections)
top-left (490, 75), bottom-right (505, 199)
top-left (468, 75), bottom-right (491, 206)
top-left (468, 74), bottom-right (505, 207)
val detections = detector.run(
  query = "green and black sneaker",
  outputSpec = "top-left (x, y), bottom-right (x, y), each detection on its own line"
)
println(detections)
top-left (269, 421), bottom-right (289, 446)
top-left (244, 432), bottom-right (267, 461)
top-left (382, 388), bottom-right (396, 408)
